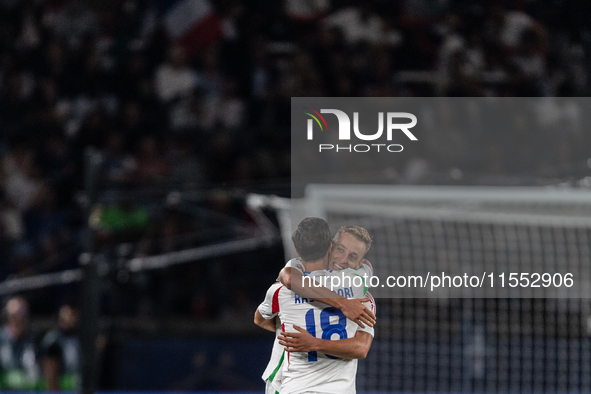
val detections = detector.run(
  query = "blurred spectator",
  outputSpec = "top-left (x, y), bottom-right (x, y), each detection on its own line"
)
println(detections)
top-left (41, 304), bottom-right (80, 391)
top-left (169, 87), bottom-right (207, 132)
top-left (511, 28), bottom-right (546, 95)
top-left (45, 0), bottom-right (98, 49)
top-left (118, 101), bottom-right (156, 149)
top-left (167, 138), bottom-right (205, 185)
top-left (38, 136), bottom-right (77, 205)
top-left (2, 146), bottom-right (41, 212)
top-left (101, 132), bottom-right (136, 185)
top-left (0, 193), bottom-right (24, 241)
top-left (217, 79), bottom-right (245, 129)
top-left (135, 135), bottom-right (170, 182)
top-left (286, 0), bottom-right (329, 21)
top-left (491, 4), bottom-right (547, 51)
top-left (197, 46), bottom-right (225, 130)
top-left (286, 0), bottom-right (329, 44)
top-left (155, 44), bottom-right (198, 103)
top-left (325, 2), bottom-right (400, 46)
top-left (0, 297), bottom-right (41, 391)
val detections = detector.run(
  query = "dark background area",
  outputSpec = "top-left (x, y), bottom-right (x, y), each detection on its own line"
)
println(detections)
top-left (0, 0), bottom-right (590, 391)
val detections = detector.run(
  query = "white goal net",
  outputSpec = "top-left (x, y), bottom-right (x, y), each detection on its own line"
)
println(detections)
top-left (274, 185), bottom-right (591, 392)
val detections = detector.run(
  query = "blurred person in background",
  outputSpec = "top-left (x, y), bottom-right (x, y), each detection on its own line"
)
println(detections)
top-left (41, 304), bottom-right (80, 391)
top-left (0, 296), bottom-right (41, 391)
top-left (155, 43), bottom-right (199, 125)
top-left (135, 135), bottom-right (171, 182)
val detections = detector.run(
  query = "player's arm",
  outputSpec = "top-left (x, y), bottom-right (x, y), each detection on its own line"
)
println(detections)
top-left (255, 282), bottom-right (281, 332)
top-left (279, 325), bottom-right (373, 359)
top-left (254, 309), bottom-right (277, 333)
top-left (278, 267), bottom-right (375, 328)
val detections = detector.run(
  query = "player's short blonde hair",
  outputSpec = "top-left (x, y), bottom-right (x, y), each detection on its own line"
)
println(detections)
top-left (333, 225), bottom-right (372, 255)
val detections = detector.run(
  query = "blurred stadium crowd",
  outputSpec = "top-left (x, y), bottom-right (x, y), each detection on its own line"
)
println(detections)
top-left (0, 0), bottom-right (590, 319)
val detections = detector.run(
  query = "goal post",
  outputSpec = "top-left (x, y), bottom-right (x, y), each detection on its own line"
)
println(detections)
top-left (298, 184), bottom-right (591, 298)
top-left (306, 184), bottom-right (591, 222)
top-left (264, 184), bottom-right (591, 392)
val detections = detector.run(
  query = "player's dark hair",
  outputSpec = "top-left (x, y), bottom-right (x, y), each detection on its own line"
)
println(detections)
top-left (291, 217), bottom-right (332, 262)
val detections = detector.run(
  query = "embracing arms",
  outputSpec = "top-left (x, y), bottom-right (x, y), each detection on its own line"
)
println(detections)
top-left (278, 325), bottom-right (373, 359)
top-left (278, 264), bottom-right (375, 328)
top-left (254, 309), bottom-right (277, 333)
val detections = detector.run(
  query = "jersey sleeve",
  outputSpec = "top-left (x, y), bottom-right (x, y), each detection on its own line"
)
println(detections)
top-left (340, 268), bottom-right (370, 297)
top-left (355, 261), bottom-right (373, 277)
top-left (284, 258), bottom-right (305, 274)
top-left (365, 291), bottom-right (376, 314)
top-left (258, 283), bottom-right (283, 320)
top-left (356, 293), bottom-right (376, 337)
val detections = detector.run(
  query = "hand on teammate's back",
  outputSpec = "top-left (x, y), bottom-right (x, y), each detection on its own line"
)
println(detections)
top-left (279, 325), bottom-right (318, 352)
